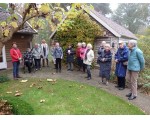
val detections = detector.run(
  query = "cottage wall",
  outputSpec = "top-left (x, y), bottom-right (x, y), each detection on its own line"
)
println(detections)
top-left (5, 33), bottom-right (33, 68)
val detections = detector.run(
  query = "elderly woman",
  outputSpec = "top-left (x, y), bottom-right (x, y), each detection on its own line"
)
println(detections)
top-left (32, 43), bottom-right (42, 71)
top-left (23, 48), bottom-right (34, 73)
top-left (126, 40), bottom-right (145, 100)
top-left (41, 39), bottom-right (49, 67)
top-left (98, 44), bottom-right (112, 85)
top-left (83, 43), bottom-right (94, 80)
top-left (76, 42), bottom-right (82, 71)
top-left (66, 44), bottom-right (75, 71)
top-left (80, 42), bottom-right (87, 72)
top-left (97, 41), bottom-right (106, 76)
top-left (115, 41), bottom-right (129, 90)
top-left (53, 42), bottom-right (63, 73)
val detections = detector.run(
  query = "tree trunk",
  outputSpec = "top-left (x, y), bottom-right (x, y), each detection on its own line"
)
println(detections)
top-left (0, 42), bottom-right (4, 54)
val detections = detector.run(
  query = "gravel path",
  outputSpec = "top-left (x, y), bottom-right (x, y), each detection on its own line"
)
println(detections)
top-left (1, 67), bottom-right (150, 115)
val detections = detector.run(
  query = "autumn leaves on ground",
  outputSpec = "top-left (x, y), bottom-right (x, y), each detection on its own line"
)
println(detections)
top-left (0, 78), bottom-right (145, 115)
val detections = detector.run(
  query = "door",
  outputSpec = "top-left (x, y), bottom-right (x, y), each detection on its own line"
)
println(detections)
top-left (0, 46), bottom-right (7, 69)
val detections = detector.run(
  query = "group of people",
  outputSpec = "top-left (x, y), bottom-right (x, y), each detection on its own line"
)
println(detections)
top-left (10, 39), bottom-right (145, 100)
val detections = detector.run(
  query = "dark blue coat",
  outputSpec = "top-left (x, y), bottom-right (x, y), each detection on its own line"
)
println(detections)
top-left (115, 45), bottom-right (129, 77)
top-left (66, 48), bottom-right (75, 63)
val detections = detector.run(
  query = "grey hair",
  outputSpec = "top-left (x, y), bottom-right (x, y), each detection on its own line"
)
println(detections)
top-left (128, 40), bottom-right (137, 47)
top-left (87, 43), bottom-right (93, 49)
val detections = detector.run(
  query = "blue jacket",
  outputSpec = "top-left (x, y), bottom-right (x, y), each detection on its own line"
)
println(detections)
top-left (115, 45), bottom-right (129, 77)
top-left (53, 47), bottom-right (63, 59)
top-left (127, 47), bottom-right (145, 71)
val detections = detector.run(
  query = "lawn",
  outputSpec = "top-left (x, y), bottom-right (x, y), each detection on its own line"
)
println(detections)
top-left (0, 78), bottom-right (145, 115)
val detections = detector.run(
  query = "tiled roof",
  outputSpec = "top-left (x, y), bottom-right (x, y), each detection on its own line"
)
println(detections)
top-left (90, 10), bottom-right (138, 39)
top-left (0, 7), bottom-right (37, 34)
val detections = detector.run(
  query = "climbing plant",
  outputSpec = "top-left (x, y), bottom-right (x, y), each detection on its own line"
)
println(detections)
top-left (54, 7), bottom-right (104, 52)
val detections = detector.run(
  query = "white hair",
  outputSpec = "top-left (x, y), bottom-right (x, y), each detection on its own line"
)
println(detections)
top-left (128, 40), bottom-right (137, 47)
top-left (77, 42), bottom-right (82, 46)
top-left (82, 42), bottom-right (86, 45)
top-left (87, 43), bottom-right (93, 49)
top-left (101, 41), bottom-right (106, 44)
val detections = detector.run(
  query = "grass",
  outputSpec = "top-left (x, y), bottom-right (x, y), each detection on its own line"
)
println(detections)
top-left (0, 78), bottom-right (145, 115)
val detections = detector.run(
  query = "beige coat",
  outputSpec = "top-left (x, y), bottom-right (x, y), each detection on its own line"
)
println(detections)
top-left (83, 49), bottom-right (94, 65)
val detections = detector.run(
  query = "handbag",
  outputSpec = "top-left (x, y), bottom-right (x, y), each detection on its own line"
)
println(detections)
top-left (123, 61), bottom-right (128, 66)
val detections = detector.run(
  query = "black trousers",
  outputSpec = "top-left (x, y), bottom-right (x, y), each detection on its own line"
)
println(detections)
top-left (34, 59), bottom-right (41, 69)
top-left (24, 61), bottom-right (32, 73)
top-left (81, 59), bottom-right (86, 72)
top-left (56, 58), bottom-right (61, 70)
top-left (117, 77), bottom-right (126, 88)
top-left (77, 57), bottom-right (82, 69)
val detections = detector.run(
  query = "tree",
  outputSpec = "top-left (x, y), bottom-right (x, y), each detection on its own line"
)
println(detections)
top-left (90, 3), bottom-right (112, 15)
top-left (112, 3), bottom-right (150, 34)
top-left (0, 3), bottom-right (87, 53)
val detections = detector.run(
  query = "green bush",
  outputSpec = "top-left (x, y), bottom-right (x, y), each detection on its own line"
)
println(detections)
top-left (0, 75), bottom-right (10, 83)
top-left (0, 96), bottom-right (34, 115)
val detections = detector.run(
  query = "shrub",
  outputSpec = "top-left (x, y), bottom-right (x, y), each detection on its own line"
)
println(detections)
top-left (0, 96), bottom-right (34, 115)
top-left (0, 75), bottom-right (10, 83)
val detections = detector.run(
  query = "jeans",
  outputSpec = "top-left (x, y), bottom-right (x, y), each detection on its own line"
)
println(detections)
top-left (86, 65), bottom-right (91, 78)
top-left (34, 59), bottom-right (41, 69)
top-left (13, 61), bottom-right (20, 78)
top-left (56, 58), bottom-right (61, 71)
top-left (67, 62), bottom-right (74, 70)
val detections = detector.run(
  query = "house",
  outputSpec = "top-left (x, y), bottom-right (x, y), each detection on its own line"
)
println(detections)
top-left (0, 7), bottom-right (37, 69)
top-left (49, 9), bottom-right (137, 65)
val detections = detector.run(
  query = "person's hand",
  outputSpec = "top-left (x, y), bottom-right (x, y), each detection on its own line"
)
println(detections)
top-left (18, 58), bottom-right (22, 60)
top-left (115, 59), bottom-right (118, 63)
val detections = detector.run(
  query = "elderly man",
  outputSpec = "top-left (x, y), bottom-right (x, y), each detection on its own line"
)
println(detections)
top-left (126, 40), bottom-right (145, 100)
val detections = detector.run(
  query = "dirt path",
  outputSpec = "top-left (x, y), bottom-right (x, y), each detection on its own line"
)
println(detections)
top-left (2, 67), bottom-right (150, 114)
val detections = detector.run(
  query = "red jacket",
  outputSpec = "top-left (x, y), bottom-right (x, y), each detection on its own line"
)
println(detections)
top-left (76, 47), bottom-right (81, 57)
top-left (10, 48), bottom-right (22, 62)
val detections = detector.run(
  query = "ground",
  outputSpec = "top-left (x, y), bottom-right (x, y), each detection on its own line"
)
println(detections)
top-left (0, 66), bottom-right (150, 114)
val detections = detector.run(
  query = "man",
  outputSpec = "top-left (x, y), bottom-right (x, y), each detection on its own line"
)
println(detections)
top-left (10, 42), bottom-right (22, 80)
top-left (41, 39), bottom-right (49, 67)
top-left (126, 40), bottom-right (145, 100)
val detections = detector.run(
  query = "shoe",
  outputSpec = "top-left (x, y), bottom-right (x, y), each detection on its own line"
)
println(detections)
top-left (67, 69), bottom-right (70, 71)
top-left (87, 77), bottom-right (91, 80)
top-left (126, 93), bottom-right (132, 97)
top-left (16, 76), bottom-right (22, 78)
top-left (128, 96), bottom-right (137, 100)
top-left (35, 69), bottom-right (38, 71)
top-left (115, 85), bottom-right (119, 88)
top-left (118, 87), bottom-right (125, 90)
top-left (59, 70), bottom-right (61, 73)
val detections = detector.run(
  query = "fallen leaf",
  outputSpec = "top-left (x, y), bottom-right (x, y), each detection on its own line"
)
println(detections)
top-left (20, 80), bottom-right (28, 82)
top-left (6, 92), bottom-right (12, 94)
top-left (37, 86), bottom-right (43, 89)
top-left (40, 99), bottom-right (45, 103)
top-left (15, 93), bottom-right (22, 97)
top-left (47, 79), bottom-right (53, 82)
top-left (15, 90), bottom-right (19, 93)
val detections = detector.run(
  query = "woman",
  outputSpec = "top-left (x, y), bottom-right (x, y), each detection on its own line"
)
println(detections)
top-left (23, 48), bottom-right (34, 73)
top-left (115, 41), bottom-right (129, 90)
top-left (32, 43), bottom-right (42, 71)
top-left (53, 42), bottom-right (63, 73)
top-left (76, 42), bottom-right (82, 71)
top-left (80, 42), bottom-right (87, 72)
top-left (41, 39), bottom-right (49, 67)
top-left (66, 44), bottom-right (75, 71)
top-left (97, 41), bottom-right (106, 76)
top-left (83, 43), bottom-right (94, 80)
top-left (98, 44), bottom-right (112, 85)
top-left (10, 42), bottom-right (22, 80)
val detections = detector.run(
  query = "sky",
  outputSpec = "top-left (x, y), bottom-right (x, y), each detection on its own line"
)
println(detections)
top-left (110, 3), bottom-right (118, 11)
